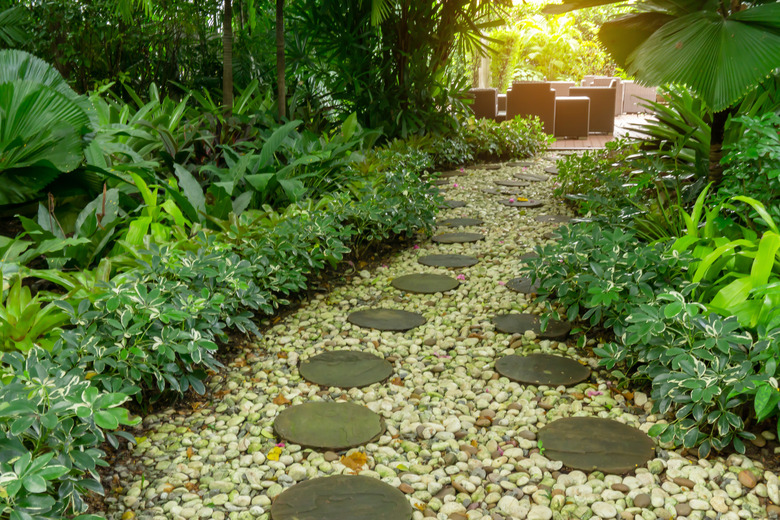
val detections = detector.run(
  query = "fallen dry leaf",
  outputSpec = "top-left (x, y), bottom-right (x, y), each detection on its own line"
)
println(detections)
top-left (340, 451), bottom-right (368, 471)
top-left (186, 447), bottom-right (193, 459)
top-left (273, 394), bottom-right (291, 405)
top-left (390, 377), bottom-right (403, 386)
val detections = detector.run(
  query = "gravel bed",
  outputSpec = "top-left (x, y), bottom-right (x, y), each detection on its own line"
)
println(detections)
top-left (106, 155), bottom-right (780, 520)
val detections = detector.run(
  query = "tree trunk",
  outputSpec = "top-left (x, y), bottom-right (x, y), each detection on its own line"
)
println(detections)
top-left (276, 0), bottom-right (286, 121)
top-left (222, 0), bottom-right (234, 116)
top-left (708, 109), bottom-right (729, 185)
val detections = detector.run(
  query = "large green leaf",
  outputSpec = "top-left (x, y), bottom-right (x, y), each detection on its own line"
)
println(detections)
top-left (626, 8), bottom-right (780, 111)
top-left (598, 12), bottom-right (675, 66)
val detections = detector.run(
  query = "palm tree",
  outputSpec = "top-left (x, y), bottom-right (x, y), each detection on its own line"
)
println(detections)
top-left (543, 0), bottom-right (780, 182)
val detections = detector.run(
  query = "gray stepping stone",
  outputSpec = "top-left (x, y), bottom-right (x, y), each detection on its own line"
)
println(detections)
top-left (440, 169), bottom-right (468, 178)
top-left (507, 161), bottom-right (533, 167)
top-left (391, 273), bottom-right (459, 294)
top-left (494, 179), bottom-right (529, 188)
top-left (271, 475), bottom-right (412, 520)
top-left (299, 351), bottom-right (393, 389)
top-left (418, 254), bottom-right (479, 268)
top-left (545, 165), bottom-right (559, 175)
top-left (492, 314), bottom-right (571, 340)
top-left (432, 232), bottom-right (485, 244)
top-left (520, 252), bottom-right (540, 262)
top-left (274, 402), bottom-right (385, 450)
top-left (348, 309), bottom-right (426, 331)
top-left (496, 354), bottom-right (591, 387)
top-left (535, 214), bottom-right (572, 224)
top-left (537, 417), bottom-right (656, 474)
top-left (468, 164), bottom-right (501, 170)
top-left (506, 276), bottom-right (541, 294)
top-left (439, 200), bottom-right (467, 209)
top-left (438, 217), bottom-right (484, 227)
top-left (515, 173), bottom-right (549, 182)
top-left (499, 199), bottom-right (544, 208)
top-left (432, 179), bottom-right (449, 186)
top-left (482, 187), bottom-right (523, 196)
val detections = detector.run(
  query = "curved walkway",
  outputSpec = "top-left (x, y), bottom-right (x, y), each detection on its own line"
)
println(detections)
top-left (108, 155), bottom-right (779, 520)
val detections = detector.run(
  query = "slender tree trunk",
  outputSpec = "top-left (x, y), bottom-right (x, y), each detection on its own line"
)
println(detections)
top-left (276, 0), bottom-right (286, 121)
top-left (223, 0), bottom-right (234, 116)
top-left (709, 109), bottom-right (729, 185)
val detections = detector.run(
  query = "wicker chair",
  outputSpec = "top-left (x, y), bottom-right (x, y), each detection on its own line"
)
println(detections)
top-left (506, 82), bottom-right (556, 134)
top-left (568, 86), bottom-right (616, 134)
top-left (468, 88), bottom-right (498, 120)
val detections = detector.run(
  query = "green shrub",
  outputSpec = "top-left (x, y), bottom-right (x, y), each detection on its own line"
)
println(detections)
top-left (0, 348), bottom-right (138, 519)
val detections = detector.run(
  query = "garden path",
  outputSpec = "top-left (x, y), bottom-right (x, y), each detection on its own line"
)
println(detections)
top-left (107, 155), bottom-right (779, 520)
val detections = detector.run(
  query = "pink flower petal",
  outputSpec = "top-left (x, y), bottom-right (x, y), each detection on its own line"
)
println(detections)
top-left (456, 274), bottom-right (466, 280)
top-left (498, 281), bottom-right (506, 285)
top-left (414, 245), bottom-right (420, 249)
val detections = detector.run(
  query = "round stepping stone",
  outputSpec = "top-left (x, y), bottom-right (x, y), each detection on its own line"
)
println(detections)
top-left (535, 214), bottom-right (572, 224)
top-left (545, 165), bottom-right (559, 175)
top-left (507, 161), bottom-right (533, 167)
top-left (418, 254), bottom-right (479, 268)
top-left (299, 351), bottom-right (393, 388)
top-left (438, 217), bottom-right (484, 227)
top-left (496, 354), bottom-right (591, 387)
top-left (537, 417), bottom-right (656, 474)
top-left (439, 200), bottom-right (466, 209)
top-left (492, 314), bottom-right (571, 340)
top-left (481, 188), bottom-right (503, 195)
top-left (431, 179), bottom-right (449, 186)
top-left (347, 309), bottom-right (426, 331)
top-left (515, 173), bottom-right (549, 182)
top-left (439, 169), bottom-right (468, 178)
top-left (494, 179), bottom-right (529, 188)
top-left (499, 199), bottom-right (544, 208)
top-left (432, 232), bottom-right (485, 244)
top-left (391, 273), bottom-right (459, 294)
top-left (506, 276), bottom-right (541, 294)
top-left (271, 475), bottom-right (412, 520)
top-left (543, 232), bottom-right (559, 240)
top-left (520, 252), bottom-right (540, 261)
top-left (274, 402), bottom-right (385, 450)
top-left (468, 164), bottom-right (501, 170)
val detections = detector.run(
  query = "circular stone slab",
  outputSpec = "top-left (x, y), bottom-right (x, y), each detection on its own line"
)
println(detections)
top-left (468, 164), bottom-right (501, 170)
top-left (432, 179), bottom-right (449, 186)
top-left (507, 161), bottom-right (533, 167)
top-left (271, 475), bottom-right (412, 520)
top-left (299, 351), bottom-right (393, 389)
top-left (274, 402), bottom-right (385, 450)
top-left (494, 179), bottom-right (530, 188)
top-left (439, 169), bottom-right (468, 178)
top-left (432, 232), bottom-right (485, 244)
top-left (439, 200), bottom-right (467, 209)
top-left (545, 165), bottom-right (559, 175)
top-left (515, 173), bottom-right (549, 182)
top-left (496, 354), bottom-right (591, 387)
top-left (537, 417), bottom-right (656, 474)
top-left (347, 309), bottom-right (426, 331)
top-left (506, 276), bottom-right (541, 294)
top-left (418, 254), bottom-right (479, 268)
top-left (535, 214), bottom-right (572, 224)
top-left (520, 252), bottom-right (540, 261)
top-left (499, 199), bottom-right (544, 208)
top-left (492, 314), bottom-right (572, 340)
top-left (392, 273), bottom-right (459, 294)
top-left (438, 217), bottom-right (484, 227)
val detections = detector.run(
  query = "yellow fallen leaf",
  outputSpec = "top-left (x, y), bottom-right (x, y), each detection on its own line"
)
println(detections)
top-left (267, 446), bottom-right (283, 461)
top-left (340, 452), bottom-right (368, 471)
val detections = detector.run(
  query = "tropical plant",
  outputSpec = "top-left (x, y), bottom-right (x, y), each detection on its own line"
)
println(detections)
top-left (544, 0), bottom-right (780, 182)
top-left (0, 273), bottom-right (69, 353)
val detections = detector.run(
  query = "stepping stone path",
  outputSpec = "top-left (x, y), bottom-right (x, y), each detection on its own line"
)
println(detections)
top-left (391, 273), bottom-right (459, 294)
top-left (418, 254), bottom-right (479, 268)
top-left (432, 232), bottom-right (485, 243)
top-left (439, 200), bottom-right (466, 209)
top-left (438, 217), bottom-right (483, 227)
top-left (499, 199), bottom-right (544, 208)
top-left (506, 276), bottom-right (540, 293)
top-left (110, 154), bottom-right (776, 520)
top-left (515, 173), bottom-right (549, 182)
top-left (493, 313), bottom-right (572, 340)
top-left (348, 309), bottom-right (426, 331)
top-left (544, 165), bottom-right (559, 175)
top-left (496, 353), bottom-right (590, 387)
top-left (439, 169), bottom-right (468, 178)
top-left (299, 351), bottom-right (393, 388)
top-left (535, 214), bottom-right (571, 224)
top-left (274, 402), bottom-right (385, 450)
top-left (537, 417), bottom-right (656, 474)
top-left (468, 163), bottom-right (501, 170)
top-left (431, 179), bottom-right (449, 186)
top-left (271, 475), bottom-right (412, 520)
top-left (507, 161), bottom-right (533, 167)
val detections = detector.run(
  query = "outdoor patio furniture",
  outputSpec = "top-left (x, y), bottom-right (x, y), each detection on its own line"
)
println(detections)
top-left (549, 81), bottom-right (576, 97)
top-left (569, 86), bottom-right (616, 134)
top-left (469, 88), bottom-right (498, 120)
top-left (582, 77), bottom-right (623, 115)
top-left (554, 96), bottom-right (590, 138)
top-left (506, 82), bottom-right (556, 134)
top-left (622, 80), bottom-right (657, 113)
top-left (498, 94), bottom-right (507, 112)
